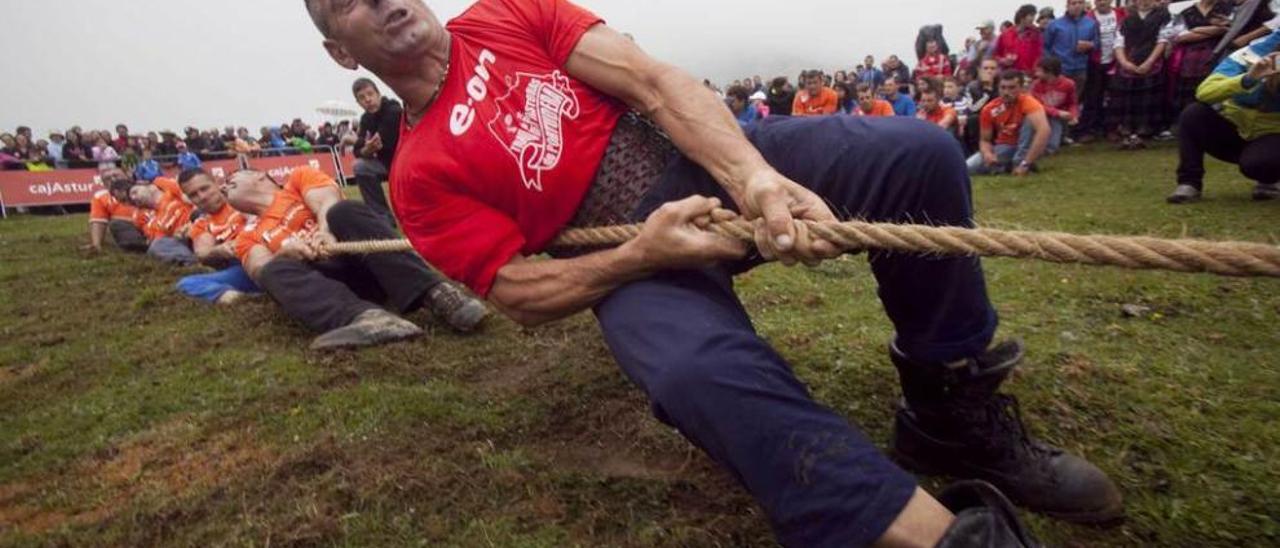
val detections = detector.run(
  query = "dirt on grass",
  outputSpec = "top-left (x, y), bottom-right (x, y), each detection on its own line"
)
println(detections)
top-left (0, 419), bottom-right (276, 536)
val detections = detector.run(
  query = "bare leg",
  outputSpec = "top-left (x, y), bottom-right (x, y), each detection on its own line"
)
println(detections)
top-left (875, 488), bottom-right (954, 548)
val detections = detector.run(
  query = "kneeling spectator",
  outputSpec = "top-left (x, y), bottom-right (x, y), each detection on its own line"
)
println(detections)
top-left (226, 167), bottom-right (489, 350)
top-left (175, 169), bottom-right (262, 305)
top-left (1030, 56), bottom-right (1078, 153)
top-left (916, 89), bottom-right (959, 134)
top-left (851, 83), bottom-right (895, 116)
top-left (1169, 32), bottom-right (1280, 203)
top-left (88, 168), bottom-right (150, 254)
top-left (130, 176), bottom-right (198, 265)
top-left (967, 70), bottom-right (1052, 176)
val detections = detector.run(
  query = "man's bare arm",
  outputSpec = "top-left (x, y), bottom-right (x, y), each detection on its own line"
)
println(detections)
top-left (88, 221), bottom-right (107, 251)
top-left (1022, 110), bottom-right (1052, 166)
top-left (303, 185), bottom-right (344, 234)
top-left (564, 24), bottom-right (840, 266)
top-left (489, 197), bottom-right (747, 327)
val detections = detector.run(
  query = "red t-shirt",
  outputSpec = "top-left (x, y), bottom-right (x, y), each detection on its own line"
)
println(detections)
top-left (916, 53), bottom-right (953, 77)
top-left (994, 26), bottom-right (1044, 72)
top-left (1030, 76), bottom-right (1078, 120)
top-left (390, 0), bottom-right (625, 297)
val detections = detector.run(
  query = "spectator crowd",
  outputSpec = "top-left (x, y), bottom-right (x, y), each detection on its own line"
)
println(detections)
top-left (710, 0), bottom-right (1278, 195)
top-left (0, 118), bottom-right (361, 177)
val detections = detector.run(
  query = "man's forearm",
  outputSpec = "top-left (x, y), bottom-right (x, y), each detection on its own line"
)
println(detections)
top-left (490, 243), bottom-right (651, 327)
top-left (1025, 126), bottom-right (1051, 165)
top-left (89, 222), bottom-right (106, 249)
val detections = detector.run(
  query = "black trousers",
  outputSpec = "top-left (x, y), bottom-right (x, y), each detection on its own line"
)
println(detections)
top-left (257, 201), bottom-right (444, 333)
top-left (108, 220), bottom-right (148, 253)
top-left (1176, 102), bottom-right (1280, 190)
top-left (354, 175), bottom-right (396, 227)
top-left (1078, 61), bottom-right (1112, 137)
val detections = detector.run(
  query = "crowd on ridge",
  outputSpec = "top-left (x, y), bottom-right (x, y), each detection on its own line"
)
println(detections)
top-left (709, 0), bottom-right (1279, 200)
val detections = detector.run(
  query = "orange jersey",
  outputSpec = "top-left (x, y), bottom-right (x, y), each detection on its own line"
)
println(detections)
top-left (919, 105), bottom-right (957, 128)
top-left (144, 177), bottom-right (195, 241)
top-left (792, 87), bottom-right (840, 116)
top-left (852, 99), bottom-right (895, 117)
top-left (89, 189), bottom-right (148, 229)
top-left (190, 204), bottom-right (248, 244)
top-left (980, 94), bottom-right (1045, 146)
top-left (234, 167), bottom-right (339, 262)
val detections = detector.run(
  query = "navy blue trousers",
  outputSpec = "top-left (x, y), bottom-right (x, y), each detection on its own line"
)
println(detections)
top-left (593, 116), bottom-right (998, 547)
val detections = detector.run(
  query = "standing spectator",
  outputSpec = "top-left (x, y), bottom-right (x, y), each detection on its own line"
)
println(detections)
top-left (156, 132), bottom-right (179, 156)
top-left (184, 127), bottom-right (206, 153)
top-left (883, 55), bottom-right (913, 93)
top-left (112, 124), bottom-right (130, 153)
top-left (1080, 0), bottom-right (1128, 142)
top-left (967, 20), bottom-right (999, 72)
top-left (92, 133), bottom-right (119, 169)
top-left (0, 134), bottom-right (20, 170)
top-left (133, 147), bottom-right (162, 182)
top-left (352, 77), bottom-right (403, 224)
top-left (751, 75), bottom-right (764, 93)
top-left (1044, 0), bottom-right (1100, 98)
top-left (1031, 56), bottom-right (1080, 153)
top-left (1037, 7), bottom-right (1056, 32)
top-left (857, 55), bottom-right (885, 87)
top-left (63, 129), bottom-right (90, 166)
top-left (46, 131), bottom-right (65, 166)
top-left (916, 39), bottom-right (953, 78)
top-left (791, 71), bottom-right (839, 116)
top-left (337, 120), bottom-right (358, 155)
top-left (176, 141), bottom-right (202, 171)
top-left (1228, 0), bottom-right (1278, 50)
top-left (748, 91), bottom-right (770, 118)
top-left (316, 123), bottom-right (340, 148)
top-left (995, 4), bottom-right (1045, 72)
top-left (917, 88), bottom-right (959, 133)
top-left (11, 133), bottom-right (34, 161)
top-left (726, 85), bottom-right (759, 124)
top-left (967, 70), bottom-right (1053, 176)
top-left (851, 83), bottom-right (896, 116)
top-left (0, 133), bottom-right (14, 155)
top-left (15, 126), bottom-right (32, 140)
top-left (1111, 0), bottom-right (1173, 149)
top-left (1167, 31), bottom-right (1280, 203)
top-left (881, 77), bottom-right (918, 116)
top-left (1169, 0), bottom-right (1232, 114)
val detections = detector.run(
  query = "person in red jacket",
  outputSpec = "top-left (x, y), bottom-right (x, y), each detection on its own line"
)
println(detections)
top-left (994, 4), bottom-right (1044, 72)
top-left (1031, 56), bottom-right (1079, 153)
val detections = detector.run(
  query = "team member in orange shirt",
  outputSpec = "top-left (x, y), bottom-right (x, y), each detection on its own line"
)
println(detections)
top-left (791, 71), bottom-right (840, 116)
top-left (966, 70), bottom-right (1052, 176)
top-left (175, 169), bottom-right (261, 305)
top-left (917, 89), bottom-right (959, 133)
top-left (130, 175), bottom-right (199, 265)
top-left (225, 166), bottom-right (488, 350)
top-left (86, 167), bottom-right (149, 253)
top-left (851, 83), bottom-right (896, 117)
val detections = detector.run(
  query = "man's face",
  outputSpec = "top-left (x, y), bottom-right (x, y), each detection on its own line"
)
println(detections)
top-left (1067, 0), bottom-right (1086, 17)
top-left (1096, 0), bottom-right (1113, 11)
top-left (864, 56), bottom-right (874, 67)
top-left (999, 77), bottom-right (1023, 103)
top-left (921, 93), bottom-right (940, 112)
top-left (981, 61), bottom-right (999, 81)
top-left (1035, 66), bottom-right (1053, 82)
top-left (130, 185), bottom-right (158, 209)
top-left (858, 90), bottom-right (875, 110)
top-left (806, 76), bottom-right (823, 95)
top-left (926, 40), bottom-right (939, 55)
top-left (182, 174), bottom-right (227, 214)
top-left (943, 81), bottom-right (960, 98)
top-left (729, 96), bottom-right (746, 114)
top-left (880, 80), bottom-right (898, 97)
top-left (980, 26), bottom-right (994, 39)
top-left (313, 0), bottom-right (441, 74)
top-left (116, 125), bottom-right (127, 137)
top-left (101, 168), bottom-right (131, 201)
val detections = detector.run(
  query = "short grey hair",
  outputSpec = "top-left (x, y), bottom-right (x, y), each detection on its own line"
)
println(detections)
top-left (304, 0), bottom-right (331, 37)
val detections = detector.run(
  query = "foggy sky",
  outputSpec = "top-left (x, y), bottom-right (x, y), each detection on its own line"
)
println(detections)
top-left (2, 1), bottom-right (1072, 137)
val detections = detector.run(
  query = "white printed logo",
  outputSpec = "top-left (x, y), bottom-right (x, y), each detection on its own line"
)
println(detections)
top-left (485, 71), bottom-right (580, 192)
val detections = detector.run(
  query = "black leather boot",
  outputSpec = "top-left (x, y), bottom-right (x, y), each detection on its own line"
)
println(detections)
top-left (935, 480), bottom-right (1040, 547)
top-left (891, 339), bottom-right (1124, 525)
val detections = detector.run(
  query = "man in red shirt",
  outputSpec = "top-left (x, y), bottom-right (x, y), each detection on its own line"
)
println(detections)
top-left (968, 70), bottom-right (1053, 176)
top-left (225, 167), bottom-right (488, 349)
top-left (994, 4), bottom-right (1044, 72)
top-left (86, 167), bottom-right (149, 254)
top-left (1030, 56), bottom-right (1079, 154)
top-left (305, 1), bottom-right (1122, 544)
top-left (917, 89), bottom-right (959, 133)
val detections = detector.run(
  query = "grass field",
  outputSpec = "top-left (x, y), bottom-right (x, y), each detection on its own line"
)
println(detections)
top-left (2, 143), bottom-right (1279, 547)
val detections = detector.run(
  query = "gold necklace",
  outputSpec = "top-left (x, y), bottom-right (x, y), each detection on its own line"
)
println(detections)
top-left (407, 41), bottom-right (452, 128)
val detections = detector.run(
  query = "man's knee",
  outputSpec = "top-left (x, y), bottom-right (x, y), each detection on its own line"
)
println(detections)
top-left (326, 200), bottom-right (371, 228)
top-left (646, 332), bottom-right (780, 418)
top-left (1179, 102), bottom-right (1216, 131)
top-left (1239, 148), bottom-right (1280, 184)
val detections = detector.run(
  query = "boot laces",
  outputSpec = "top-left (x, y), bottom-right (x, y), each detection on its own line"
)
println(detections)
top-left (982, 394), bottom-right (1061, 468)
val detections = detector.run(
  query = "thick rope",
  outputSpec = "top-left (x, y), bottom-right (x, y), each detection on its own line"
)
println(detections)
top-left (323, 218), bottom-right (1280, 278)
